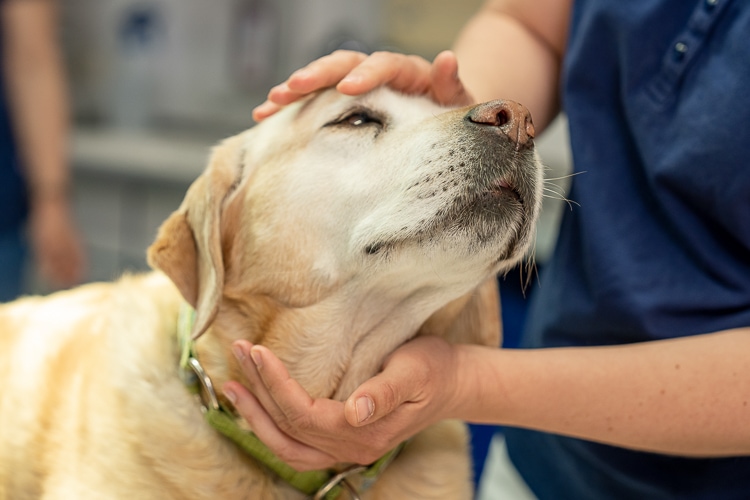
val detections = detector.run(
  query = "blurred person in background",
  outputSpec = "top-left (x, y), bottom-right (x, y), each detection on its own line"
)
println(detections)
top-left (0, 0), bottom-right (85, 302)
top-left (225, 0), bottom-right (750, 498)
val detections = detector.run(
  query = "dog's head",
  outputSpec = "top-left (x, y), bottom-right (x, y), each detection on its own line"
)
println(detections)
top-left (148, 87), bottom-right (542, 394)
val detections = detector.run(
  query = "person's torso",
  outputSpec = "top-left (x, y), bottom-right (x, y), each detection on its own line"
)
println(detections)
top-left (532, 0), bottom-right (750, 349)
top-left (506, 0), bottom-right (750, 498)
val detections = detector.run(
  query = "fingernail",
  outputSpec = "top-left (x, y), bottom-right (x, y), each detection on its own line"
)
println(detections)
top-left (250, 347), bottom-right (263, 369)
top-left (355, 396), bottom-right (374, 424)
top-left (223, 388), bottom-right (237, 405)
top-left (232, 343), bottom-right (246, 363)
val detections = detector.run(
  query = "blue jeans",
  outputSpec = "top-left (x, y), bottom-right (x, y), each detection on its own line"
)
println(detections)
top-left (0, 226), bottom-right (27, 302)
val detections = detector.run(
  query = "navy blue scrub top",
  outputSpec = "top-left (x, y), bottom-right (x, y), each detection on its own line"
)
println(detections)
top-left (506, 0), bottom-right (750, 498)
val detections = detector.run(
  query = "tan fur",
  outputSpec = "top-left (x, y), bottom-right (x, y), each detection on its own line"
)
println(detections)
top-left (0, 88), bottom-right (542, 499)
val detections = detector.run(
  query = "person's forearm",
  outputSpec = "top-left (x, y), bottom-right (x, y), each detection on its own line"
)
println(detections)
top-left (453, 0), bottom-right (571, 131)
top-left (454, 328), bottom-right (750, 457)
top-left (2, 0), bottom-right (71, 202)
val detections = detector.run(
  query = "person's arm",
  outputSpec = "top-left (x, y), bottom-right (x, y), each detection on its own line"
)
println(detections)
top-left (452, 0), bottom-right (570, 129)
top-left (2, 0), bottom-right (85, 287)
top-left (226, 327), bottom-right (750, 471)
top-left (252, 0), bottom-right (571, 132)
top-left (455, 328), bottom-right (750, 457)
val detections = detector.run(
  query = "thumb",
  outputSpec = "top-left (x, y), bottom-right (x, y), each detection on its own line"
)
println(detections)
top-left (343, 359), bottom-right (420, 428)
top-left (430, 50), bottom-right (474, 107)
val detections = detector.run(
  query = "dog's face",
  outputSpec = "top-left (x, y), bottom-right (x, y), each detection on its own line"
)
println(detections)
top-left (222, 88), bottom-right (538, 299)
top-left (148, 87), bottom-right (542, 392)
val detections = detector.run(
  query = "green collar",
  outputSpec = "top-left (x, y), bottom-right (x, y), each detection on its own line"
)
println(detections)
top-left (177, 304), bottom-right (404, 499)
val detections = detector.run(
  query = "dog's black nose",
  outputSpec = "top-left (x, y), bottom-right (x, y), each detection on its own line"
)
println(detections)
top-left (466, 100), bottom-right (535, 148)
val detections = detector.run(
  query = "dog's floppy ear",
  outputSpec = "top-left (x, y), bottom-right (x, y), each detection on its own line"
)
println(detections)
top-left (418, 278), bottom-right (502, 348)
top-left (147, 136), bottom-right (243, 339)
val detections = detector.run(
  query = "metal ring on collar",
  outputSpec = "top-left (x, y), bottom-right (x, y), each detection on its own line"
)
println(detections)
top-left (313, 465), bottom-right (368, 500)
top-left (187, 356), bottom-right (220, 411)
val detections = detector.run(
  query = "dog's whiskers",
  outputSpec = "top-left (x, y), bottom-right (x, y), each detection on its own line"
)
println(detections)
top-left (543, 170), bottom-right (584, 182)
top-left (541, 169), bottom-right (582, 210)
top-left (542, 187), bottom-right (579, 211)
top-left (542, 176), bottom-right (579, 210)
top-left (524, 249), bottom-right (539, 292)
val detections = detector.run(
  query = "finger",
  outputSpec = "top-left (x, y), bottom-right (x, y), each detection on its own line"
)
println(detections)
top-left (222, 381), bottom-right (337, 471)
top-left (430, 50), bottom-right (474, 106)
top-left (232, 341), bottom-right (287, 421)
top-left (238, 342), bottom-right (333, 436)
top-left (252, 100), bottom-right (283, 122)
top-left (254, 50), bottom-right (434, 120)
top-left (246, 344), bottom-right (315, 415)
top-left (343, 353), bottom-right (426, 427)
top-left (253, 51), bottom-right (370, 121)
top-left (238, 345), bottom-right (390, 465)
top-left (266, 82), bottom-right (310, 106)
top-left (337, 52), bottom-right (432, 96)
top-left (286, 50), bottom-right (369, 94)
top-left (229, 343), bottom-right (343, 467)
top-left (250, 345), bottom-right (345, 433)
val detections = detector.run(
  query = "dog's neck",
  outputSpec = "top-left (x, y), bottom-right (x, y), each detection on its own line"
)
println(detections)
top-left (192, 288), bottom-right (449, 404)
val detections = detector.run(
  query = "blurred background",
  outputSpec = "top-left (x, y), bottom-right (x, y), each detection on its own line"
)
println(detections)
top-left (25, 0), bottom-right (572, 487)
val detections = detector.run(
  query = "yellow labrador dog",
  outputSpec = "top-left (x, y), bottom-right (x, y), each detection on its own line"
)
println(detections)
top-left (0, 87), bottom-right (542, 499)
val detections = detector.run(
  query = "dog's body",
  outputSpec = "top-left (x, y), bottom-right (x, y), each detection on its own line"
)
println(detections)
top-left (0, 88), bottom-right (542, 499)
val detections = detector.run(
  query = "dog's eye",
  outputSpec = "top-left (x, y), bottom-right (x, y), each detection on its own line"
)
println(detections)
top-left (326, 109), bottom-right (384, 129)
top-left (343, 112), bottom-right (381, 127)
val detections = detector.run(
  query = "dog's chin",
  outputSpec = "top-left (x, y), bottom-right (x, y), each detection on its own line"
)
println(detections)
top-left (365, 190), bottom-right (527, 266)
top-left (442, 190), bottom-right (525, 256)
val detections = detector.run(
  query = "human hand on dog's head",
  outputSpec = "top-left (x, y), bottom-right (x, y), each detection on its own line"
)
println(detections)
top-left (252, 50), bottom-right (474, 122)
top-left (222, 335), bottom-right (465, 471)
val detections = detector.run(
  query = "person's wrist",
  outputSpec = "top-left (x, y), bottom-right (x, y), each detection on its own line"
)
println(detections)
top-left (28, 182), bottom-right (73, 213)
top-left (449, 343), bottom-right (509, 424)
top-left (445, 343), bottom-right (481, 420)
top-left (28, 180), bottom-right (70, 204)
